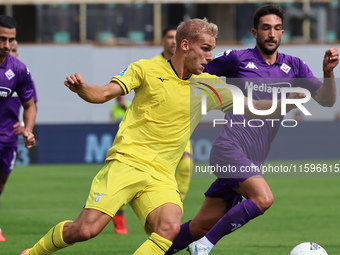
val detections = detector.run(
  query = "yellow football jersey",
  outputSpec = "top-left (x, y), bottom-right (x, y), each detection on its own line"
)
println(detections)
top-left (107, 59), bottom-right (233, 180)
top-left (151, 53), bottom-right (166, 61)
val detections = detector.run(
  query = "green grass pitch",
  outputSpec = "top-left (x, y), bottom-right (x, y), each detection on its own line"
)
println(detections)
top-left (1, 160), bottom-right (340, 254)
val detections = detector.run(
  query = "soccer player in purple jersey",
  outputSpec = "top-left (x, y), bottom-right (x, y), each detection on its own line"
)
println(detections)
top-left (166, 4), bottom-right (339, 255)
top-left (0, 16), bottom-right (36, 241)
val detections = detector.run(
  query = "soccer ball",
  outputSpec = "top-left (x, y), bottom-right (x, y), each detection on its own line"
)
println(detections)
top-left (289, 242), bottom-right (328, 255)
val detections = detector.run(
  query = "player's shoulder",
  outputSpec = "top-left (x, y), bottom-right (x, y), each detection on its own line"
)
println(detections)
top-left (151, 54), bottom-right (165, 61)
top-left (6, 54), bottom-right (30, 74)
top-left (135, 58), bottom-right (167, 67)
top-left (278, 52), bottom-right (305, 65)
top-left (194, 71), bottom-right (217, 79)
top-left (212, 48), bottom-right (252, 62)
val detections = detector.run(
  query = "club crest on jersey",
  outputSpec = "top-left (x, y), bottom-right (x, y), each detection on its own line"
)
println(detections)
top-left (94, 192), bottom-right (107, 202)
top-left (280, 63), bottom-right (291, 74)
top-left (5, 69), bottom-right (15, 80)
top-left (193, 88), bottom-right (199, 97)
top-left (117, 66), bottom-right (129, 77)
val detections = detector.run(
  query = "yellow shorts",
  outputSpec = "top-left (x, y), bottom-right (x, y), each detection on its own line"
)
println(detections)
top-left (85, 160), bottom-right (183, 235)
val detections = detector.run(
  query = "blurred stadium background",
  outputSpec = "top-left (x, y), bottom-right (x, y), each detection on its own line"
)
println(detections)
top-left (1, 1), bottom-right (340, 254)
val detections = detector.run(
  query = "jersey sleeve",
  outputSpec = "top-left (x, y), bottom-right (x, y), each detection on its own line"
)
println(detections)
top-left (204, 50), bottom-right (238, 77)
top-left (110, 59), bottom-right (145, 95)
top-left (295, 58), bottom-right (322, 94)
top-left (16, 65), bottom-right (34, 103)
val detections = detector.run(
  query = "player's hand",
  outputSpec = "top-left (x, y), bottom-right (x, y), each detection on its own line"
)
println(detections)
top-left (323, 47), bottom-right (339, 74)
top-left (13, 121), bottom-right (25, 135)
top-left (23, 130), bottom-right (35, 149)
top-left (64, 73), bottom-right (85, 93)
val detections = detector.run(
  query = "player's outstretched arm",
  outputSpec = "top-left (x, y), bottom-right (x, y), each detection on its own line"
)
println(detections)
top-left (21, 97), bottom-right (36, 149)
top-left (64, 73), bottom-right (124, 104)
top-left (313, 46), bottom-right (339, 107)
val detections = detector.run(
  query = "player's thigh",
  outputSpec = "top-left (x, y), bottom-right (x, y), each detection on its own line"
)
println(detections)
top-left (85, 160), bottom-right (150, 217)
top-left (130, 180), bottom-right (183, 236)
top-left (235, 175), bottom-right (272, 200)
top-left (190, 196), bottom-right (227, 234)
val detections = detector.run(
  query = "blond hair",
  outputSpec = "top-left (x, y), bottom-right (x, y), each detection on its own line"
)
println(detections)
top-left (176, 18), bottom-right (218, 46)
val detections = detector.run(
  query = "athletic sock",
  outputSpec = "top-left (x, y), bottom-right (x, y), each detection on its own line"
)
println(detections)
top-left (165, 220), bottom-right (195, 254)
top-left (26, 220), bottom-right (73, 255)
top-left (197, 236), bottom-right (214, 250)
top-left (134, 232), bottom-right (172, 255)
top-left (206, 199), bottom-right (263, 245)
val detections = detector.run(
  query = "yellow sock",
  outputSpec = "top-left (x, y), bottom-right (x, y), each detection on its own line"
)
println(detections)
top-left (26, 220), bottom-right (73, 255)
top-left (134, 232), bottom-right (172, 255)
top-left (175, 157), bottom-right (193, 201)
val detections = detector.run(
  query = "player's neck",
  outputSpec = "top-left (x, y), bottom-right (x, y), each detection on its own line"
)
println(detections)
top-left (256, 46), bottom-right (278, 65)
top-left (163, 51), bottom-right (173, 60)
top-left (0, 56), bottom-right (6, 65)
top-left (170, 54), bottom-right (191, 80)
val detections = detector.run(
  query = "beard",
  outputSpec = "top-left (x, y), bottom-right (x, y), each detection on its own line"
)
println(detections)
top-left (257, 39), bottom-right (281, 55)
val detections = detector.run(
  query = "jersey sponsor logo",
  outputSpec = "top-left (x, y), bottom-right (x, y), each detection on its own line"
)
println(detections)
top-left (5, 69), bottom-right (15, 80)
top-left (280, 63), bottom-right (291, 74)
top-left (244, 81), bottom-right (292, 93)
top-left (157, 77), bottom-right (169, 82)
top-left (0, 86), bottom-right (12, 97)
top-left (245, 62), bottom-right (258, 69)
top-left (117, 66), bottom-right (129, 77)
top-left (94, 192), bottom-right (107, 202)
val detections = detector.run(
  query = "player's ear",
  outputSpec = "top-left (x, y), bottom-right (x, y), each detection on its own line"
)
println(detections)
top-left (251, 28), bottom-right (257, 39)
top-left (181, 39), bottom-right (189, 52)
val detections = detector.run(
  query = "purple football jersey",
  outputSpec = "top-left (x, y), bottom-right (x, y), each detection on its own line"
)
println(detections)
top-left (0, 54), bottom-right (35, 145)
top-left (205, 47), bottom-right (322, 168)
top-left (0, 82), bottom-right (37, 146)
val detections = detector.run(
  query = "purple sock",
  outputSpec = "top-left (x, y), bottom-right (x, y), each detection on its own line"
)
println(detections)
top-left (165, 220), bottom-right (195, 254)
top-left (206, 199), bottom-right (263, 245)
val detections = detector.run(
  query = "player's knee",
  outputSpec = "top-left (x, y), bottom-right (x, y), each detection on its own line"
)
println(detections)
top-left (155, 221), bottom-right (181, 241)
top-left (67, 223), bottom-right (100, 242)
top-left (255, 193), bottom-right (274, 212)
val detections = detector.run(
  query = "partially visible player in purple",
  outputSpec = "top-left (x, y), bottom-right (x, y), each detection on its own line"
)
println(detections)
top-left (0, 16), bottom-right (36, 242)
top-left (166, 4), bottom-right (339, 254)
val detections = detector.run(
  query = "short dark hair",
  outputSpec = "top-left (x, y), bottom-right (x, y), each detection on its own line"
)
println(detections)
top-left (0, 15), bottom-right (17, 29)
top-left (162, 26), bottom-right (177, 38)
top-left (253, 4), bottom-right (284, 29)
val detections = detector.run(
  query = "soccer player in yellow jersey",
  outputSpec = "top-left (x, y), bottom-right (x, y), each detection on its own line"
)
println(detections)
top-left (21, 18), bottom-right (299, 255)
top-left (112, 26), bottom-right (193, 235)
top-left (152, 26), bottom-right (193, 201)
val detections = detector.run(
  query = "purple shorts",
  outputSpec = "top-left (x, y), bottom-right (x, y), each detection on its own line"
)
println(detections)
top-left (205, 135), bottom-right (264, 210)
top-left (209, 138), bottom-right (263, 188)
top-left (205, 179), bottom-right (243, 211)
top-left (0, 144), bottom-right (17, 174)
